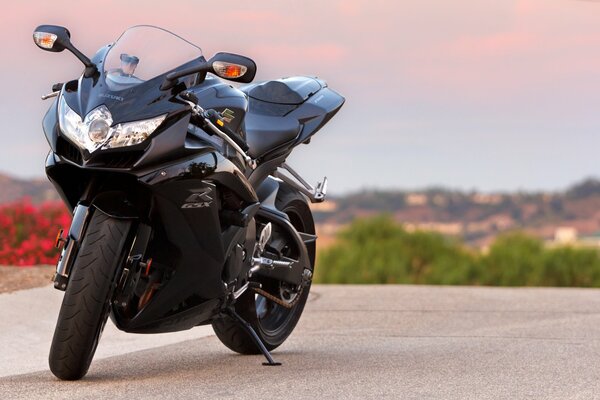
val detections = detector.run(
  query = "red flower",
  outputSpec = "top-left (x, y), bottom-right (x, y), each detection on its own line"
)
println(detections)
top-left (0, 200), bottom-right (71, 266)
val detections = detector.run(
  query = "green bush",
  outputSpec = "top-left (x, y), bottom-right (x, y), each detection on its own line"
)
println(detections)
top-left (314, 215), bottom-right (600, 287)
top-left (482, 233), bottom-right (545, 286)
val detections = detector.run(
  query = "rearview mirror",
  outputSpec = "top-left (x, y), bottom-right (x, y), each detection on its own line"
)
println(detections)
top-left (33, 25), bottom-right (71, 52)
top-left (209, 52), bottom-right (256, 83)
top-left (161, 52), bottom-right (257, 90)
top-left (33, 25), bottom-right (97, 77)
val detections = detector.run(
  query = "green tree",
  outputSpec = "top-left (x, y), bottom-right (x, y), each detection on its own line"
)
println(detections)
top-left (481, 232), bottom-right (545, 286)
top-left (315, 215), bottom-right (476, 284)
top-left (315, 215), bottom-right (600, 287)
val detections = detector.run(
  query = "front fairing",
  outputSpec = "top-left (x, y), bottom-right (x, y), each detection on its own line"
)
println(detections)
top-left (45, 52), bottom-right (208, 169)
top-left (44, 25), bottom-right (209, 168)
top-left (62, 45), bottom-right (205, 125)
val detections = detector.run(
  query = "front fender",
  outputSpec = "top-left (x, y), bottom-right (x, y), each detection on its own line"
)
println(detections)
top-left (92, 191), bottom-right (140, 219)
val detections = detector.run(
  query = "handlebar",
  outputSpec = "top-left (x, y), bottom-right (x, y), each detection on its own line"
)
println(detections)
top-left (179, 91), bottom-right (255, 169)
top-left (203, 109), bottom-right (249, 152)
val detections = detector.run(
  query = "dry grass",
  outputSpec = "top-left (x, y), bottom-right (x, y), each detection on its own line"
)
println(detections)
top-left (0, 265), bottom-right (54, 294)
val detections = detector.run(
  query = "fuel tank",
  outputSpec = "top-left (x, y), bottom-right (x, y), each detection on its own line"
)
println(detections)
top-left (188, 75), bottom-right (248, 135)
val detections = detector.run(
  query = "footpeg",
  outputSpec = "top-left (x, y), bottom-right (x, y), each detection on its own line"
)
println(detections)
top-left (249, 257), bottom-right (293, 276)
top-left (275, 163), bottom-right (328, 203)
top-left (253, 257), bottom-right (293, 269)
top-left (314, 177), bottom-right (328, 202)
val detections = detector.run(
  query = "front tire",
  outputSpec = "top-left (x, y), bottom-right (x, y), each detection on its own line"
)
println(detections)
top-left (49, 210), bottom-right (131, 380)
top-left (213, 186), bottom-right (315, 354)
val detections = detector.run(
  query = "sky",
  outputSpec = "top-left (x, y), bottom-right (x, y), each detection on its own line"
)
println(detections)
top-left (2, 0), bottom-right (599, 194)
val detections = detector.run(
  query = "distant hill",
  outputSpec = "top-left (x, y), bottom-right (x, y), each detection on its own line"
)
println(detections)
top-left (566, 178), bottom-right (600, 199)
top-left (313, 177), bottom-right (600, 247)
top-left (2, 171), bottom-right (599, 247)
top-left (0, 173), bottom-right (59, 204)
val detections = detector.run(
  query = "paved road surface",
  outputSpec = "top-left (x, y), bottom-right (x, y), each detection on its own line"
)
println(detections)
top-left (1, 285), bottom-right (600, 399)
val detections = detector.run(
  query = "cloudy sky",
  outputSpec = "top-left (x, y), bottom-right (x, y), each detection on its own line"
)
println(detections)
top-left (3, 0), bottom-right (599, 193)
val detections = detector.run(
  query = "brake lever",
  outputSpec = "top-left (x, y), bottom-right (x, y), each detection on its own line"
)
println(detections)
top-left (179, 91), bottom-right (205, 117)
top-left (42, 82), bottom-right (64, 101)
top-left (41, 91), bottom-right (59, 100)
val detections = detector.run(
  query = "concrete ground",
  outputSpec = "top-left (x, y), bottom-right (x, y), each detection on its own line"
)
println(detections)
top-left (1, 284), bottom-right (600, 399)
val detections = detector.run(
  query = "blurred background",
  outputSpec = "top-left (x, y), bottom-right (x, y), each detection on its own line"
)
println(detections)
top-left (1, 0), bottom-right (599, 286)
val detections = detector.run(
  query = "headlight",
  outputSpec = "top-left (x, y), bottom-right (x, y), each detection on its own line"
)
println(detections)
top-left (58, 95), bottom-right (113, 153)
top-left (58, 94), bottom-right (166, 153)
top-left (103, 115), bottom-right (166, 149)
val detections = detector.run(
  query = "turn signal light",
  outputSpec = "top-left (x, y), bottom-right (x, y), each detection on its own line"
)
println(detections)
top-left (213, 61), bottom-right (247, 79)
top-left (33, 32), bottom-right (58, 49)
top-left (55, 229), bottom-right (67, 248)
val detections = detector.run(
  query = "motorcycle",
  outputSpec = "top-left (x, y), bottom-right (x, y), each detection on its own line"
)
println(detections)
top-left (33, 24), bottom-right (344, 380)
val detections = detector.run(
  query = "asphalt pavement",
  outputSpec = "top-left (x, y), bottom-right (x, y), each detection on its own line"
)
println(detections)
top-left (1, 284), bottom-right (600, 399)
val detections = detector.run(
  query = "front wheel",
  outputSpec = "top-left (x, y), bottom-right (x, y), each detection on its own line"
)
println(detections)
top-left (212, 186), bottom-right (315, 353)
top-left (49, 210), bottom-right (131, 380)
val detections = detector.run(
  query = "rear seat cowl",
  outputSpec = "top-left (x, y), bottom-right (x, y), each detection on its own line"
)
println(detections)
top-left (243, 76), bottom-right (322, 105)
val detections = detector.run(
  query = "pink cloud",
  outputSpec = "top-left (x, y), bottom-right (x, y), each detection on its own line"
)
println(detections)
top-left (220, 10), bottom-right (284, 24)
top-left (400, 15), bottom-right (600, 102)
top-left (250, 43), bottom-right (348, 65)
top-left (447, 31), bottom-right (538, 57)
top-left (336, 0), bottom-right (363, 17)
top-left (514, 0), bottom-right (544, 17)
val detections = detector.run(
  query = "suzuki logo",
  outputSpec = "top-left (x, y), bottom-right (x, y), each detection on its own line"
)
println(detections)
top-left (181, 188), bottom-right (213, 209)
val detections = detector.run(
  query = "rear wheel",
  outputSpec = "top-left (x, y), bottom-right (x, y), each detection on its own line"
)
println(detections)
top-left (212, 186), bottom-right (315, 353)
top-left (49, 210), bottom-right (131, 380)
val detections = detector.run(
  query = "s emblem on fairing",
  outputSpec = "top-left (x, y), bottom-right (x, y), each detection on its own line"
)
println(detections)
top-left (181, 188), bottom-right (213, 208)
top-left (221, 108), bottom-right (235, 123)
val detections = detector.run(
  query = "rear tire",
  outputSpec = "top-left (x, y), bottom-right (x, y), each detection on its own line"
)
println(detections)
top-left (213, 185), bottom-right (315, 354)
top-left (49, 210), bottom-right (131, 380)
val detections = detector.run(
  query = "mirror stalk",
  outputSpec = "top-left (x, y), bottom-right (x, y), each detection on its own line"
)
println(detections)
top-left (65, 43), bottom-right (97, 78)
top-left (160, 61), bottom-right (211, 90)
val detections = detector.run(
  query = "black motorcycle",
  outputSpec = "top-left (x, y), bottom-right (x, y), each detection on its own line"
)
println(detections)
top-left (33, 25), bottom-right (344, 380)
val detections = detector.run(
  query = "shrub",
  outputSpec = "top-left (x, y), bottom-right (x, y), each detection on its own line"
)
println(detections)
top-left (0, 199), bottom-right (71, 266)
top-left (315, 215), bottom-right (600, 287)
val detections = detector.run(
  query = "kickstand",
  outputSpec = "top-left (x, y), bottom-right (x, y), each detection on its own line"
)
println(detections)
top-left (227, 309), bottom-right (282, 366)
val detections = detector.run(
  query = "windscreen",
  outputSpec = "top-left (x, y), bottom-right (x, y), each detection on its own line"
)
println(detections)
top-left (103, 25), bottom-right (203, 91)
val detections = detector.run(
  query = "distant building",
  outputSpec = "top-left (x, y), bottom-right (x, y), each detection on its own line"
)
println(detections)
top-left (405, 222), bottom-right (462, 235)
top-left (316, 222), bottom-right (343, 236)
top-left (432, 195), bottom-right (447, 207)
top-left (406, 193), bottom-right (427, 206)
top-left (310, 200), bottom-right (338, 212)
top-left (471, 193), bottom-right (503, 205)
top-left (579, 233), bottom-right (600, 248)
top-left (554, 227), bottom-right (578, 244)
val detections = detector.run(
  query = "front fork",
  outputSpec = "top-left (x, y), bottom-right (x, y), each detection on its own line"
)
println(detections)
top-left (53, 204), bottom-right (91, 291)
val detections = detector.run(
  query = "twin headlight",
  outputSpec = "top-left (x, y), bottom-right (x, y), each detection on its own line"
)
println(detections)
top-left (58, 95), bottom-right (166, 153)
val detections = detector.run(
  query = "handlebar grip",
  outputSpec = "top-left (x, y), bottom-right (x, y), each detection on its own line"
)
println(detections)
top-left (180, 90), bottom-right (199, 104)
top-left (52, 83), bottom-right (64, 92)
